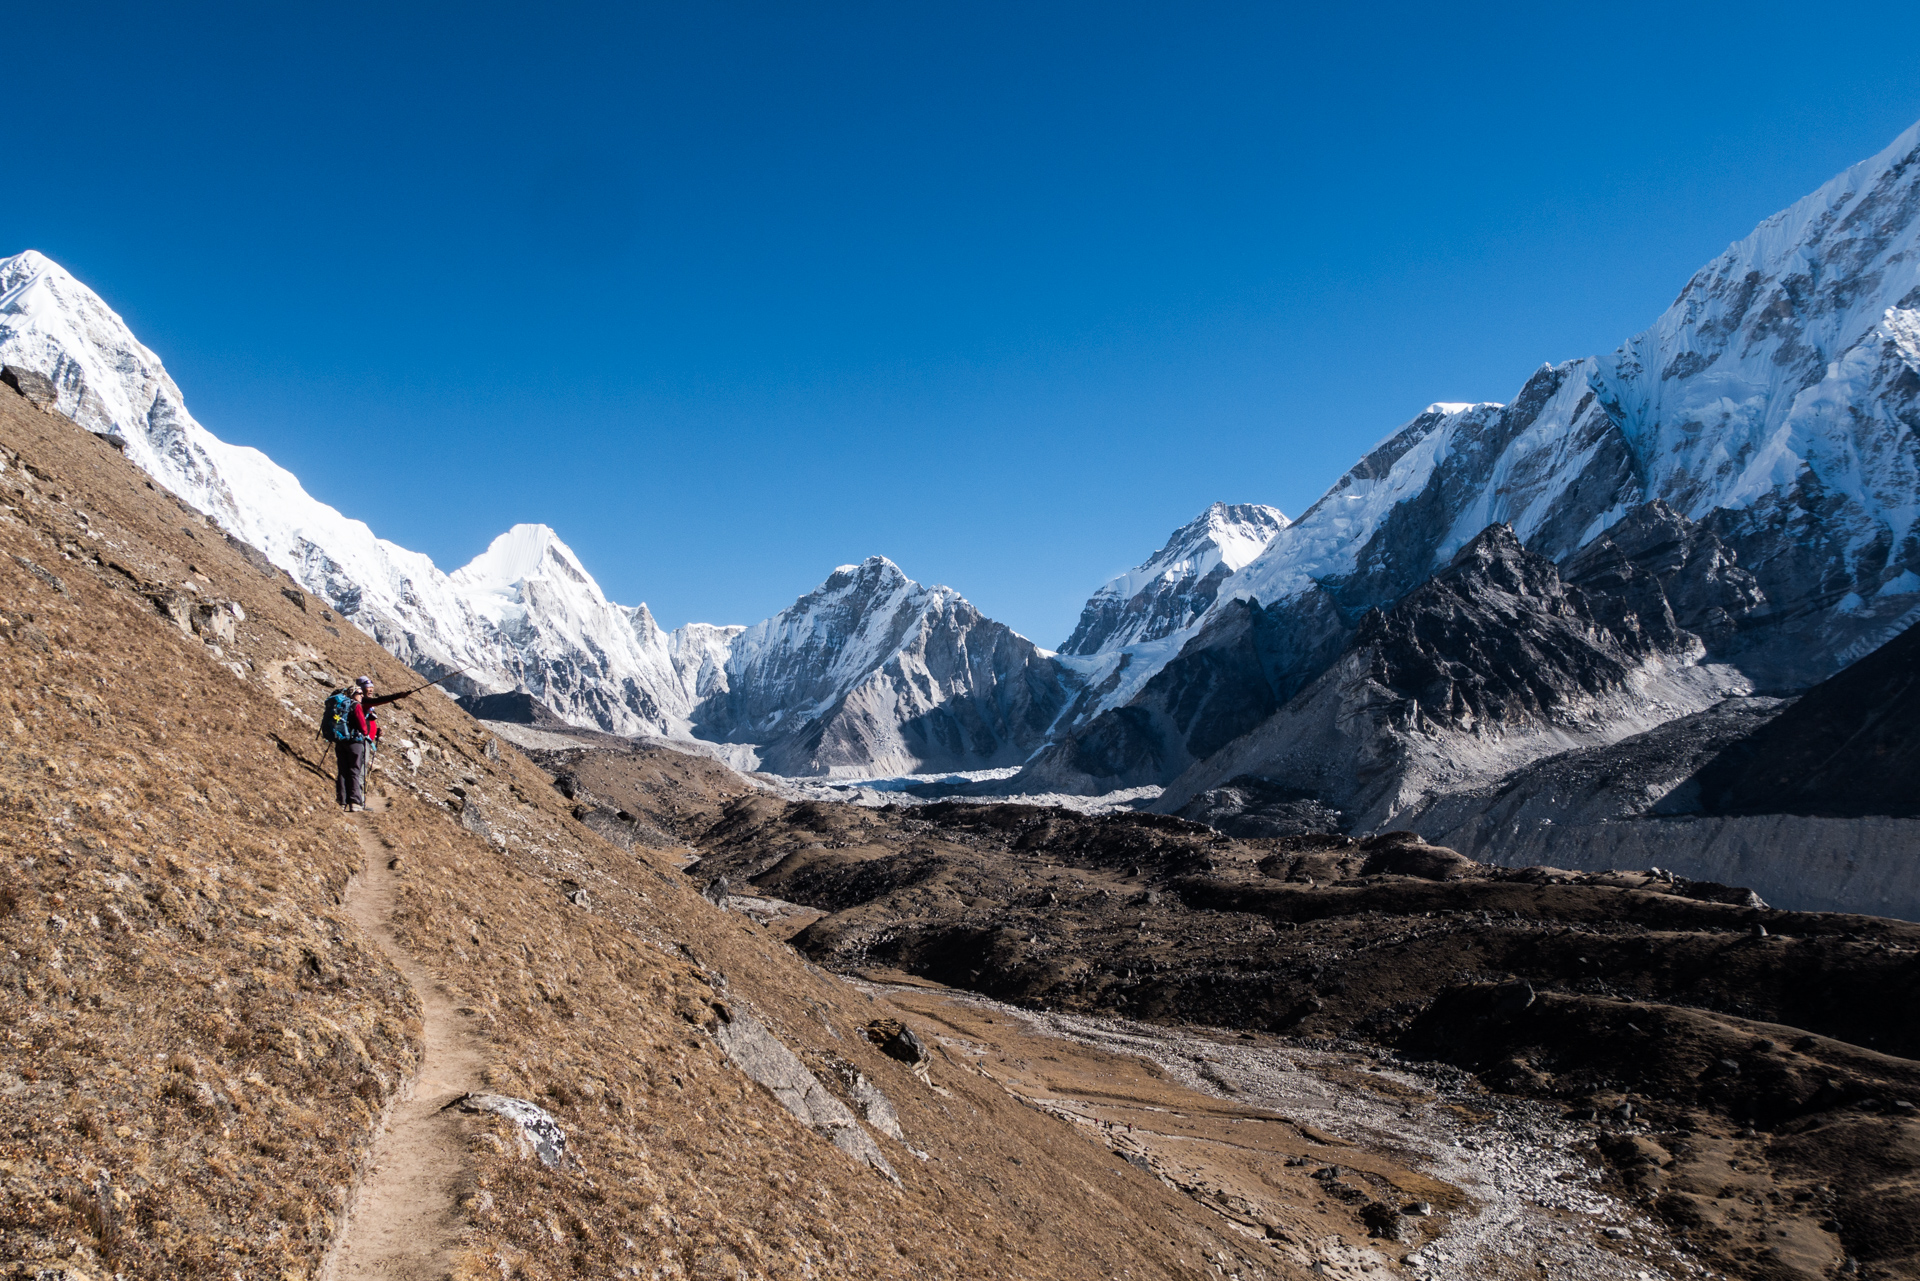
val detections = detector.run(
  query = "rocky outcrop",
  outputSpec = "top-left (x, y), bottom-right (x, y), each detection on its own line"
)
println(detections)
top-left (1560, 500), bottom-right (1764, 654)
top-left (0, 365), bottom-right (58, 412)
top-left (1172, 776), bottom-right (1345, 839)
top-left (450, 1094), bottom-right (574, 1169)
top-left (709, 1006), bottom-right (897, 1181)
top-left (1154, 524), bottom-right (1750, 830)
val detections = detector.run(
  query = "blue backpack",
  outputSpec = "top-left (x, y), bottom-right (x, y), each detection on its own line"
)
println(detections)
top-left (321, 691), bottom-right (357, 742)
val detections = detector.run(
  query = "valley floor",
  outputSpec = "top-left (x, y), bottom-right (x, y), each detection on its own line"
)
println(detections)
top-left (866, 978), bottom-right (1697, 1281)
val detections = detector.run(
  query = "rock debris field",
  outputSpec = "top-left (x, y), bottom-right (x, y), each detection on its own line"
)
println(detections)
top-left (869, 980), bottom-right (1694, 1280)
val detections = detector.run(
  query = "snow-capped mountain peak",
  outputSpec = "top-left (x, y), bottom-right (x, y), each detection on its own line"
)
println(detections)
top-left (1059, 501), bottom-right (1288, 657)
top-left (439, 522), bottom-right (714, 733)
top-left (0, 248), bottom-right (515, 684)
top-left (1205, 118), bottom-right (1920, 687)
top-left (1029, 117), bottom-right (1920, 797)
top-left (693, 555), bottom-right (1077, 775)
top-left (452, 524), bottom-right (586, 593)
top-left (0, 249), bottom-right (743, 738)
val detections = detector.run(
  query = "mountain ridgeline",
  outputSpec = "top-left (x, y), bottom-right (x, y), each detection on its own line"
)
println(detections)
top-left (2, 121), bottom-right (1918, 845)
top-left (688, 556), bottom-right (1077, 777)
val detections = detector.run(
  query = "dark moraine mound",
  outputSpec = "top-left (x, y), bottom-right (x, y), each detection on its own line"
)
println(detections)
top-left (458, 688), bottom-right (572, 727)
top-left (679, 792), bottom-right (1920, 1280)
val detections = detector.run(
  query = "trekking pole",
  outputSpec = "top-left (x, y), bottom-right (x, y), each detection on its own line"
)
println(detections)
top-left (399, 665), bottom-right (471, 698)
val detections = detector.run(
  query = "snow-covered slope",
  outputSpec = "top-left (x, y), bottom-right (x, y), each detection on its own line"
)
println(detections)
top-left (1220, 119), bottom-right (1920, 685)
top-left (1061, 119), bottom-right (1920, 747)
top-left (696, 557), bottom-right (1079, 776)
top-left (1059, 502), bottom-right (1287, 656)
top-left (447, 524), bottom-right (719, 734)
top-left (0, 250), bottom-right (728, 736)
top-left (0, 250), bottom-right (511, 681)
top-left (671, 622), bottom-right (746, 703)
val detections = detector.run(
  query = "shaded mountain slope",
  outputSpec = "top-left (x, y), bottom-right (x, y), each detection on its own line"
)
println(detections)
top-left (1691, 618), bottom-right (1920, 818)
top-left (1151, 524), bottom-right (1748, 829)
top-left (0, 377), bottom-right (1311, 1280)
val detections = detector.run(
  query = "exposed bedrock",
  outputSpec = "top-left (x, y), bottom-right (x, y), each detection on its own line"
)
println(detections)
top-left (1407, 617), bottom-right (1920, 919)
top-left (1151, 523), bottom-right (1750, 829)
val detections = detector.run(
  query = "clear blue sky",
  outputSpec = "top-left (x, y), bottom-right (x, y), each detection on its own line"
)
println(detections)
top-left (5, 3), bottom-right (1918, 645)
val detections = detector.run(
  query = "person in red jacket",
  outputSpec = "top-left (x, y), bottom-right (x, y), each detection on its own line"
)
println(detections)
top-left (340, 676), bottom-right (415, 812)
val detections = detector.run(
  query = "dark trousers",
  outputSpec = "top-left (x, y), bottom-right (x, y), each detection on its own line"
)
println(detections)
top-left (334, 740), bottom-right (368, 807)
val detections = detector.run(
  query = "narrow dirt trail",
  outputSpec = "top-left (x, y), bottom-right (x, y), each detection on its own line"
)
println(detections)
top-left (321, 792), bottom-right (486, 1281)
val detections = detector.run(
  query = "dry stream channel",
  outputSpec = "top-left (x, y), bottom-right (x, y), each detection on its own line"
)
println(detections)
top-left (863, 979), bottom-right (1702, 1281)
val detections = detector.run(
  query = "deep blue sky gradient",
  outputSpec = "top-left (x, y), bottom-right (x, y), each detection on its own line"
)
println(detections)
top-left (6, 2), bottom-right (1919, 642)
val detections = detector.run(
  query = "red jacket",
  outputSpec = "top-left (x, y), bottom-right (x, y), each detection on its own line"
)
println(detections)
top-left (349, 692), bottom-right (404, 742)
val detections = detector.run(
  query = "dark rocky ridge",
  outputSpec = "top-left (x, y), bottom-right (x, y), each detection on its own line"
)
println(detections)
top-left (1403, 617), bottom-right (1920, 916)
top-left (1561, 500), bottom-right (1766, 656)
top-left (1152, 522), bottom-right (1740, 830)
top-left (683, 792), bottom-right (1920, 1280)
top-left (1024, 501), bottom-right (1758, 801)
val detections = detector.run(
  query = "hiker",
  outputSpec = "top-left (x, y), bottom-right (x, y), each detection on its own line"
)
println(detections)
top-left (327, 676), bottom-right (415, 812)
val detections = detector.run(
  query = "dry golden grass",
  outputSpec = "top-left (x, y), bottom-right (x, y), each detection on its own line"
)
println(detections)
top-left (0, 389), bottom-right (1296, 1280)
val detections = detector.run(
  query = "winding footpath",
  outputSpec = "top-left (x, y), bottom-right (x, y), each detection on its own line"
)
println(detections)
top-left (320, 793), bottom-right (485, 1281)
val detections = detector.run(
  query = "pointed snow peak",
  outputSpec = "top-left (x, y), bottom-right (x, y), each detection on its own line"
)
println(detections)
top-left (1186, 502), bottom-right (1291, 569)
top-left (816, 555), bottom-right (915, 596)
top-left (0, 250), bottom-right (64, 299)
top-left (1058, 501), bottom-right (1289, 656)
top-left (452, 524), bottom-right (591, 591)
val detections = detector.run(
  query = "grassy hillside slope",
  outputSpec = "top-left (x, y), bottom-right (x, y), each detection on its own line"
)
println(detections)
top-left (0, 386), bottom-right (1281, 1281)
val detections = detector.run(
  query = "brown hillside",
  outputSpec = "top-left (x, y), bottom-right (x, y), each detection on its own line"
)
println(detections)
top-left (0, 387), bottom-right (1305, 1280)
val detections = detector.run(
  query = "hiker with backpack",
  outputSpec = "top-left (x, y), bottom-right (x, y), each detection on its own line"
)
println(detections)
top-left (323, 676), bottom-right (413, 812)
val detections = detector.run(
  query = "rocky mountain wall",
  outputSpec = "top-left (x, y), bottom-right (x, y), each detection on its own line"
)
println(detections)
top-left (1151, 524), bottom-right (1751, 828)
